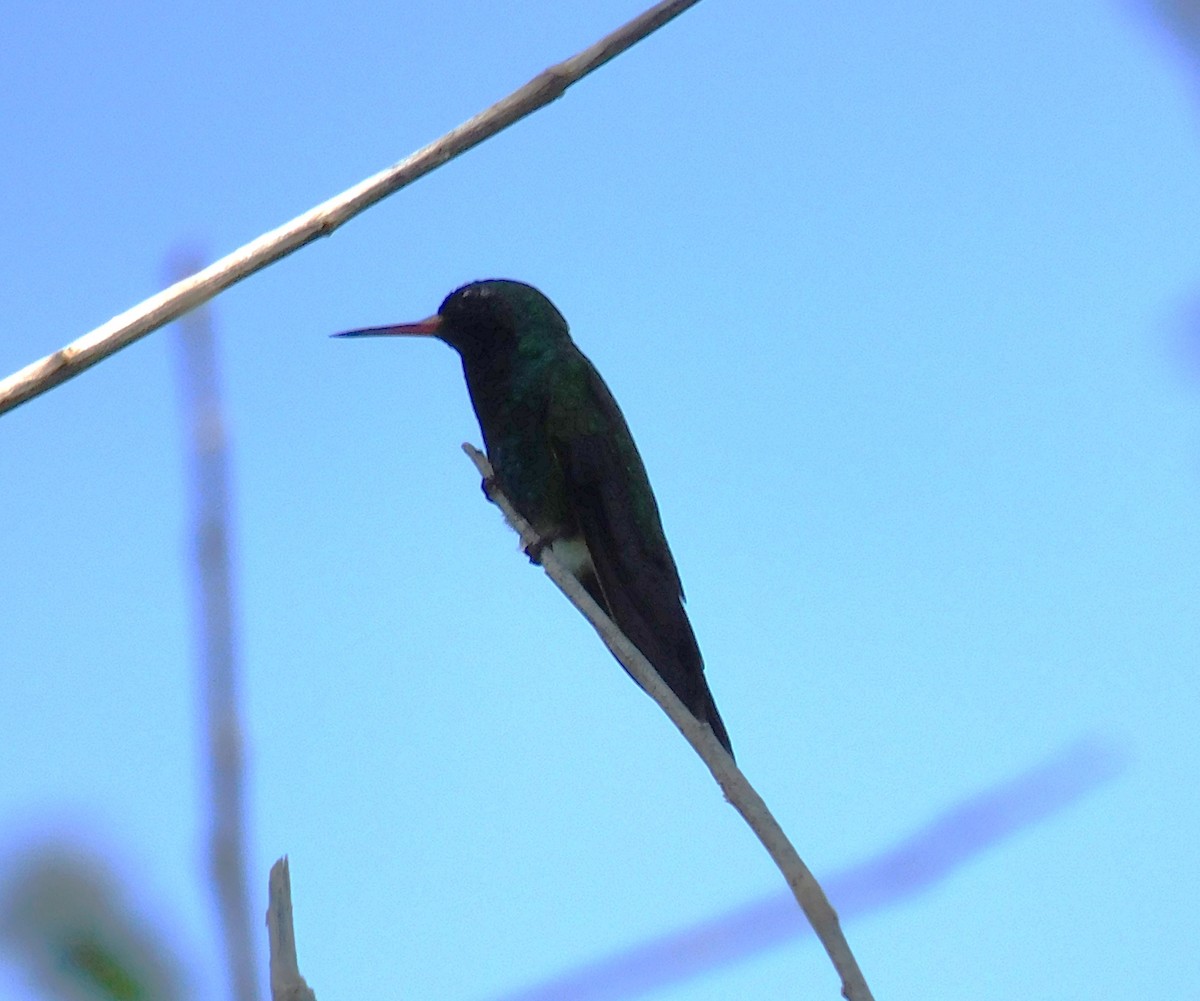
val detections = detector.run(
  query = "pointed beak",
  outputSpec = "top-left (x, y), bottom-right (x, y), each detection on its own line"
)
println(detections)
top-left (331, 314), bottom-right (442, 338)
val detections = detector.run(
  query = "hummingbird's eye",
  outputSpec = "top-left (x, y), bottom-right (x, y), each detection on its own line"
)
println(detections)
top-left (439, 282), bottom-right (519, 349)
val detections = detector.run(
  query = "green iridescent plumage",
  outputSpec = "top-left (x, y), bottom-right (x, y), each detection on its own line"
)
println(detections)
top-left (338, 279), bottom-right (733, 756)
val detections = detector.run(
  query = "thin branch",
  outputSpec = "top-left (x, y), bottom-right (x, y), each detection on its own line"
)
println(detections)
top-left (171, 252), bottom-right (260, 1001)
top-left (0, 0), bottom-right (703, 417)
top-left (489, 736), bottom-right (1125, 1000)
top-left (462, 444), bottom-right (875, 1001)
top-left (266, 859), bottom-right (316, 1001)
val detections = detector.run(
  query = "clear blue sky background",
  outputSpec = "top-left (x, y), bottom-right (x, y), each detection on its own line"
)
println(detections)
top-left (1, 2), bottom-right (1198, 998)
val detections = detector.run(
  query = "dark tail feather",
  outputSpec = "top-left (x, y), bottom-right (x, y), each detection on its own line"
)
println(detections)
top-left (576, 565), bottom-right (734, 758)
top-left (695, 684), bottom-right (734, 759)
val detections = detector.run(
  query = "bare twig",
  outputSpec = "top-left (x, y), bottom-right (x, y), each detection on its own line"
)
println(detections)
top-left (462, 444), bottom-right (875, 1001)
top-left (172, 253), bottom-right (260, 1001)
top-left (0, 0), bottom-right (704, 416)
top-left (490, 737), bottom-right (1125, 1000)
top-left (266, 859), bottom-right (316, 1001)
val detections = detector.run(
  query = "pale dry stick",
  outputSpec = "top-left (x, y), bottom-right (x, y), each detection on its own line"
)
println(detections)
top-left (0, 0), bottom-right (703, 417)
top-left (266, 858), bottom-right (317, 1001)
top-left (172, 256), bottom-right (260, 1001)
top-left (494, 738), bottom-right (1124, 1001)
top-left (463, 444), bottom-right (875, 1001)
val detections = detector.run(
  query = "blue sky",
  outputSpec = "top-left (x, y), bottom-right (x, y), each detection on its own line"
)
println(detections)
top-left (1, 2), bottom-right (1198, 999)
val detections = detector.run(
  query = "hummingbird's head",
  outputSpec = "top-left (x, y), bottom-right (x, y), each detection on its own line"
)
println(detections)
top-left (332, 280), bottom-right (569, 362)
top-left (437, 280), bottom-right (569, 359)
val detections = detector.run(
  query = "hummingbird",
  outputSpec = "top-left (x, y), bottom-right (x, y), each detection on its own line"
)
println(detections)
top-left (335, 279), bottom-right (733, 756)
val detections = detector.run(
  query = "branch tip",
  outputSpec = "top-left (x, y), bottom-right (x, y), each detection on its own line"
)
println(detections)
top-left (461, 445), bottom-right (875, 1001)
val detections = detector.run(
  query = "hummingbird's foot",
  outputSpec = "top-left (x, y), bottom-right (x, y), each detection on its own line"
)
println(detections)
top-left (478, 472), bottom-right (554, 564)
top-left (523, 534), bottom-right (551, 565)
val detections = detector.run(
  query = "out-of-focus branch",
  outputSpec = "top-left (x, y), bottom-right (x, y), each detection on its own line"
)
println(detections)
top-left (462, 444), bottom-right (875, 1001)
top-left (172, 253), bottom-right (259, 1001)
top-left (0, 0), bottom-right (704, 416)
top-left (266, 859), bottom-right (316, 1001)
top-left (489, 736), bottom-right (1126, 1001)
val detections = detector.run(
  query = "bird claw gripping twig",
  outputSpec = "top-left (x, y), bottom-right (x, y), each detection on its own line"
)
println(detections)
top-left (481, 471), bottom-right (550, 565)
top-left (522, 535), bottom-right (551, 566)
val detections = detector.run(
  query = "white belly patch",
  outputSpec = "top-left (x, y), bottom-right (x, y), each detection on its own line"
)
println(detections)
top-left (548, 536), bottom-right (594, 578)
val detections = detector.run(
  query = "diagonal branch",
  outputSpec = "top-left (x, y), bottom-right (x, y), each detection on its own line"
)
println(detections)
top-left (462, 444), bottom-right (875, 1001)
top-left (490, 737), bottom-right (1124, 1000)
top-left (0, 0), bottom-right (703, 417)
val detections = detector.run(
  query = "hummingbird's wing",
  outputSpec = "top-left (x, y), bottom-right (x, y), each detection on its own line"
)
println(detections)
top-left (548, 359), bottom-right (733, 756)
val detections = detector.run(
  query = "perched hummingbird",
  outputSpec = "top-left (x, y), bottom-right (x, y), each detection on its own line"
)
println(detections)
top-left (335, 279), bottom-right (733, 756)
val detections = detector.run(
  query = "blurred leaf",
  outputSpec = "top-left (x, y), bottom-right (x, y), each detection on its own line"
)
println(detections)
top-left (0, 844), bottom-right (184, 1001)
